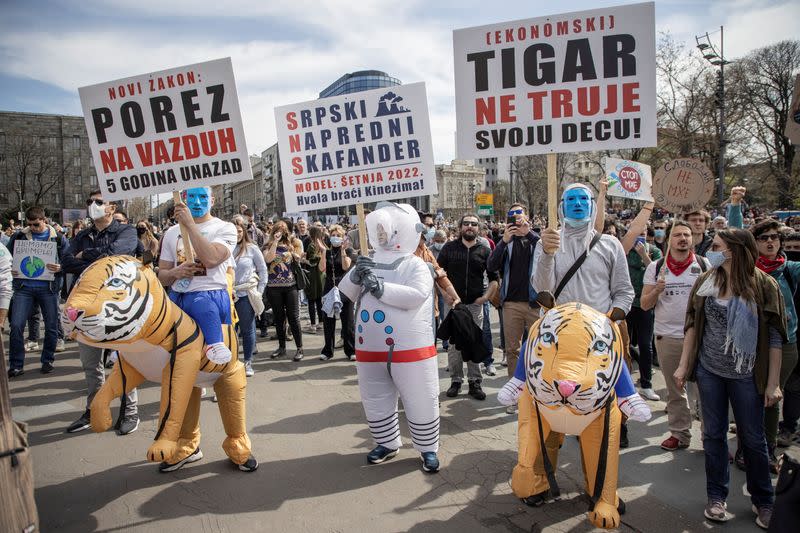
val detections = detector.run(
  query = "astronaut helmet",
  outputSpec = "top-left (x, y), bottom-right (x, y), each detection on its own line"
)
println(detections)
top-left (366, 202), bottom-right (424, 256)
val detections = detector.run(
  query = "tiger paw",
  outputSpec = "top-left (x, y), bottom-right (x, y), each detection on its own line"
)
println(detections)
top-left (90, 405), bottom-right (113, 433)
top-left (147, 439), bottom-right (179, 463)
top-left (205, 343), bottom-right (232, 365)
top-left (588, 501), bottom-right (620, 529)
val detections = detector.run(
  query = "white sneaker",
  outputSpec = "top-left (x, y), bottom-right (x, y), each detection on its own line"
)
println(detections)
top-left (618, 393), bottom-right (652, 422)
top-left (25, 341), bottom-right (39, 351)
top-left (244, 360), bottom-right (254, 377)
top-left (205, 343), bottom-right (232, 364)
top-left (505, 404), bottom-right (518, 414)
top-left (55, 339), bottom-right (66, 352)
top-left (640, 388), bottom-right (660, 401)
top-left (484, 363), bottom-right (497, 376)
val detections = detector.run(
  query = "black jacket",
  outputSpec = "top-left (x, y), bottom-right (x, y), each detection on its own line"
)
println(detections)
top-left (436, 239), bottom-right (498, 304)
top-left (62, 219), bottom-right (139, 274)
top-left (436, 303), bottom-right (488, 363)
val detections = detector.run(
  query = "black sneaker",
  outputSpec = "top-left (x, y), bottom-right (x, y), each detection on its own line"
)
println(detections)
top-left (260, 329), bottom-right (269, 338)
top-left (421, 451), bottom-right (440, 473)
top-left (159, 447), bottom-right (203, 473)
top-left (237, 456), bottom-right (259, 472)
top-left (446, 382), bottom-right (461, 398)
top-left (270, 347), bottom-right (286, 359)
top-left (367, 445), bottom-right (399, 464)
top-left (293, 348), bottom-right (304, 362)
top-left (66, 409), bottom-right (91, 433)
top-left (41, 362), bottom-right (54, 374)
top-left (468, 382), bottom-right (486, 401)
top-left (117, 414), bottom-right (139, 435)
top-left (523, 490), bottom-right (549, 507)
top-left (7, 368), bottom-right (24, 378)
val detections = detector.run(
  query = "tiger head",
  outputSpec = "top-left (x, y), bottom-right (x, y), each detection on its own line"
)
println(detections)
top-left (61, 256), bottom-right (157, 344)
top-left (524, 302), bottom-right (623, 417)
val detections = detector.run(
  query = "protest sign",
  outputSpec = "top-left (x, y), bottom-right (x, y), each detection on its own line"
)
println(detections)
top-left (786, 74), bottom-right (800, 146)
top-left (453, 2), bottom-right (656, 158)
top-left (12, 241), bottom-right (57, 281)
top-left (275, 82), bottom-right (437, 212)
top-left (79, 57), bottom-right (252, 201)
top-left (605, 157), bottom-right (653, 201)
top-left (652, 158), bottom-right (714, 213)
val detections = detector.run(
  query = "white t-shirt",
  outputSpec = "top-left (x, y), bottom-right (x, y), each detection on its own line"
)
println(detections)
top-left (160, 218), bottom-right (237, 293)
top-left (643, 255), bottom-right (710, 338)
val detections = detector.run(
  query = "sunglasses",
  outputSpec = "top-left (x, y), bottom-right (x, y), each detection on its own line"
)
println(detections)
top-left (27, 220), bottom-right (43, 226)
top-left (86, 199), bottom-right (104, 206)
top-left (508, 209), bottom-right (523, 216)
top-left (462, 221), bottom-right (479, 227)
top-left (756, 234), bottom-right (782, 242)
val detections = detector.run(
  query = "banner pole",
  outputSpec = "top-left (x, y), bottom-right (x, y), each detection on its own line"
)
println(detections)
top-left (172, 190), bottom-right (195, 263)
top-left (547, 153), bottom-right (558, 230)
top-left (355, 203), bottom-right (369, 255)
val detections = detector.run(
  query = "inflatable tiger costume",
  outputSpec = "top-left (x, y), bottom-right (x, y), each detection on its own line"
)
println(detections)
top-left (512, 302), bottom-right (624, 529)
top-left (61, 256), bottom-right (256, 472)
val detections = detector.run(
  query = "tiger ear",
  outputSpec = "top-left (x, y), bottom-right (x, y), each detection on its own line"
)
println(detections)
top-left (536, 291), bottom-right (555, 311)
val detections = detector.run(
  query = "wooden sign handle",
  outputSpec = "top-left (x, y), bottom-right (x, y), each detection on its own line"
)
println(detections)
top-left (172, 190), bottom-right (195, 263)
top-left (355, 203), bottom-right (369, 255)
top-left (547, 153), bottom-right (558, 230)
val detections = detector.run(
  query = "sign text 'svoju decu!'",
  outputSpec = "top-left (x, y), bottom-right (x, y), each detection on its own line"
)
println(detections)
top-left (275, 82), bottom-right (437, 212)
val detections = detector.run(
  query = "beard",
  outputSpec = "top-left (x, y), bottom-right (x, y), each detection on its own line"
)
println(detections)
top-left (462, 232), bottom-right (477, 241)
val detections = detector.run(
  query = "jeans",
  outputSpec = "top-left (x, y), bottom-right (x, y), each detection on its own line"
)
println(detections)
top-left (322, 294), bottom-right (355, 357)
top-left (9, 285), bottom-right (60, 369)
top-left (268, 285), bottom-right (302, 349)
top-left (695, 361), bottom-right (774, 507)
top-left (78, 342), bottom-right (137, 416)
top-left (234, 297), bottom-right (256, 362)
top-left (626, 306), bottom-right (654, 389)
top-left (482, 301), bottom-right (494, 366)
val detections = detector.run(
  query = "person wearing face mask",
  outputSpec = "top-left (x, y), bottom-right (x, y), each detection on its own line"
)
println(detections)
top-left (429, 230), bottom-right (447, 259)
top-left (747, 220), bottom-right (800, 470)
top-left (652, 219), bottom-right (668, 254)
top-left (62, 190), bottom-right (139, 435)
top-left (158, 186), bottom-right (239, 367)
top-left (674, 229), bottom-right (785, 528)
top-left (319, 225), bottom-right (356, 361)
top-left (136, 219), bottom-right (160, 260)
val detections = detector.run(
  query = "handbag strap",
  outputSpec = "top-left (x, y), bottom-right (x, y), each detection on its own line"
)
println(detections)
top-left (553, 232), bottom-right (602, 301)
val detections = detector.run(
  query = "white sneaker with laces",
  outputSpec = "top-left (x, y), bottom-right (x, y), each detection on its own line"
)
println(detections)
top-left (639, 388), bottom-right (660, 401)
top-left (484, 363), bottom-right (497, 376)
top-left (335, 338), bottom-right (344, 349)
top-left (244, 360), bottom-right (254, 377)
top-left (55, 339), bottom-right (66, 352)
top-left (618, 393), bottom-right (652, 422)
top-left (205, 343), bottom-right (232, 364)
top-left (25, 341), bottom-right (39, 351)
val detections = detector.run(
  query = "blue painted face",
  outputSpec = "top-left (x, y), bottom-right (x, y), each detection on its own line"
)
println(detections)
top-left (562, 189), bottom-right (591, 220)
top-left (184, 187), bottom-right (211, 218)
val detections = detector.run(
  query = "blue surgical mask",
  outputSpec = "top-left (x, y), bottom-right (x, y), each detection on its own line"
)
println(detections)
top-left (426, 228), bottom-right (436, 242)
top-left (654, 229), bottom-right (666, 239)
top-left (330, 236), bottom-right (343, 247)
top-left (706, 250), bottom-right (728, 269)
top-left (184, 187), bottom-right (211, 218)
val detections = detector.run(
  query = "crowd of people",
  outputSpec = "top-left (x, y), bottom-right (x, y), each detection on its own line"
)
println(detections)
top-left (2, 183), bottom-right (799, 529)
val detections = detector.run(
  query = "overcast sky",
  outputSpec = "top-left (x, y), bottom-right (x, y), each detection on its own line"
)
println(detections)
top-left (1, 0), bottom-right (797, 164)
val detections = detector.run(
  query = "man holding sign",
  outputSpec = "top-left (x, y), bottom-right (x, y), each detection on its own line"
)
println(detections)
top-left (158, 186), bottom-right (237, 365)
top-left (7, 207), bottom-right (67, 377)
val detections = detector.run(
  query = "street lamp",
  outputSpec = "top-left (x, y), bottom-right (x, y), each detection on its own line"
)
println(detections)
top-left (695, 27), bottom-right (731, 204)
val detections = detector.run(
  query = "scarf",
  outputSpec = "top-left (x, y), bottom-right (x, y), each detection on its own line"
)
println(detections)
top-left (756, 254), bottom-right (785, 274)
top-left (696, 272), bottom-right (759, 374)
top-left (667, 251), bottom-right (695, 276)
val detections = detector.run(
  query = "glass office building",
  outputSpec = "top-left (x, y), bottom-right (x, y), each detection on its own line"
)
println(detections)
top-left (318, 70), bottom-right (401, 98)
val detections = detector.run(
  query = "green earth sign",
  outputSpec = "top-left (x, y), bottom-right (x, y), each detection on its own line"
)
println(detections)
top-left (21, 256), bottom-right (46, 278)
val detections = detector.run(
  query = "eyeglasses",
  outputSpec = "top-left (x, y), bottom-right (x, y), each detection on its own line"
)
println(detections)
top-left (462, 221), bottom-right (479, 227)
top-left (756, 234), bottom-right (782, 242)
top-left (86, 199), bottom-right (104, 206)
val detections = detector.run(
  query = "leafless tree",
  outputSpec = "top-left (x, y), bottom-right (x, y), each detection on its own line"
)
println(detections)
top-left (5, 135), bottom-right (69, 212)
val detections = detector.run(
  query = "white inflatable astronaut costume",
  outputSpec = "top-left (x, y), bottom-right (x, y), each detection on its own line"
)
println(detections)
top-left (338, 202), bottom-right (440, 472)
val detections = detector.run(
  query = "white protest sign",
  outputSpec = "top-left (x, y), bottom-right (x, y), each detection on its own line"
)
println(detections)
top-left (79, 57), bottom-right (252, 201)
top-left (12, 241), bottom-right (57, 281)
top-left (605, 157), bottom-right (652, 201)
top-left (453, 2), bottom-right (656, 158)
top-left (275, 82), bottom-right (437, 212)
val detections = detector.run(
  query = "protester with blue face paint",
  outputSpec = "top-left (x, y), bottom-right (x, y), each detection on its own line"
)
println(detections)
top-left (158, 187), bottom-right (238, 365)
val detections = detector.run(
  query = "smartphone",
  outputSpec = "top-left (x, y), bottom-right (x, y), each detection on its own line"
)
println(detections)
top-left (635, 237), bottom-right (646, 247)
top-left (506, 215), bottom-right (517, 226)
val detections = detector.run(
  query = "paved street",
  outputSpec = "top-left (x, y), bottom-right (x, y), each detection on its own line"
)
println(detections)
top-left (9, 309), bottom-right (793, 532)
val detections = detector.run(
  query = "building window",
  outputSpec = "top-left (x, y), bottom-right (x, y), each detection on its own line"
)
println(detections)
top-left (73, 155), bottom-right (80, 167)
top-left (76, 174), bottom-right (82, 186)
top-left (90, 174), bottom-right (97, 186)
top-left (74, 193), bottom-right (82, 204)
top-left (73, 136), bottom-right (81, 150)
top-left (89, 156), bottom-right (94, 168)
